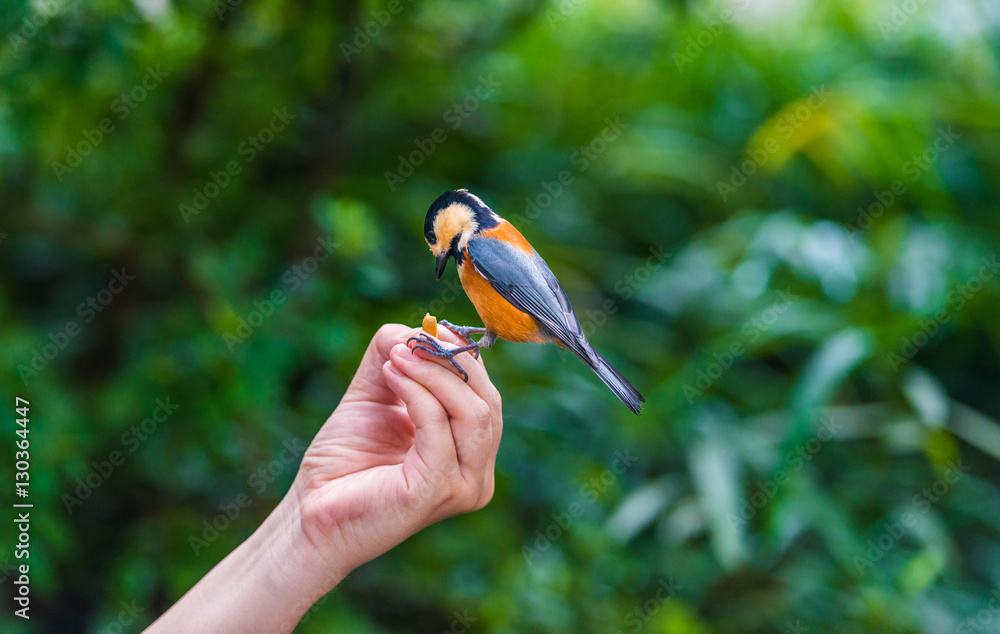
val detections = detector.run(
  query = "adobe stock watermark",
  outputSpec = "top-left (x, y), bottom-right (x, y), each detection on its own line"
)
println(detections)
top-left (613, 246), bottom-right (671, 301)
top-left (544, 0), bottom-right (586, 29)
top-left (7, 0), bottom-right (76, 57)
top-left (613, 578), bottom-right (682, 634)
top-left (222, 235), bottom-right (338, 351)
top-left (887, 255), bottom-right (997, 371)
top-left (50, 66), bottom-right (170, 181)
top-left (62, 398), bottom-right (179, 514)
top-left (179, 106), bottom-right (296, 223)
top-left (783, 621), bottom-right (810, 634)
top-left (214, 0), bottom-right (243, 20)
top-left (270, 569), bottom-right (352, 632)
top-left (188, 438), bottom-right (306, 555)
top-left (18, 268), bottom-right (135, 385)
top-left (438, 610), bottom-right (477, 634)
top-left (728, 413), bottom-right (842, 530)
top-left (406, 277), bottom-right (466, 326)
top-left (554, 245), bottom-right (670, 366)
top-left (683, 289), bottom-right (798, 403)
top-left (94, 600), bottom-right (145, 634)
top-left (0, 556), bottom-right (17, 585)
top-left (340, 0), bottom-right (405, 62)
top-left (955, 587), bottom-right (1000, 634)
top-left (853, 458), bottom-right (969, 576)
top-left (406, 236), bottom-right (654, 332)
top-left (844, 126), bottom-right (960, 243)
top-left (512, 116), bottom-right (628, 227)
top-left (716, 86), bottom-right (834, 202)
top-left (673, 0), bottom-right (751, 71)
top-left (878, 0), bottom-right (930, 39)
top-left (383, 75), bottom-right (501, 191)
top-left (521, 449), bottom-right (639, 565)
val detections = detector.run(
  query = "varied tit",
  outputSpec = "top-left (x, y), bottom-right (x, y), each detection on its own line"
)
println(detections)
top-left (410, 189), bottom-right (645, 415)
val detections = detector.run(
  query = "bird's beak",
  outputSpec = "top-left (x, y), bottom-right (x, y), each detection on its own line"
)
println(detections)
top-left (435, 252), bottom-right (450, 280)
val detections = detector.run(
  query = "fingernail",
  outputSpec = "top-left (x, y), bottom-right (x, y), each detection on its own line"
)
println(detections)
top-left (393, 343), bottom-right (417, 363)
top-left (387, 361), bottom-right (404, 377)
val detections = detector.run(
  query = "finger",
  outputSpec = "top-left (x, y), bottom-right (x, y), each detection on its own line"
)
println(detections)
top-left (406, 335), bottom-right (501, 504)
top-left (391, 344), bottom-right (493, 485)
top-left (380, 357), bottom-right (458, 474)
top-left (429, 327), bottom-right (487, 373)
top-left (344, 324), bottom-right (415, 404)
top-left (408, 335), bottom-right (494, 410)
top-left (476, 399), bottom-right (503, 509)
top-left (434, 325), bottom-right (465, 346)
top-left (432, 323), bottom-right (488, 370)
top-left (376, 323), bottom-right (420, 358)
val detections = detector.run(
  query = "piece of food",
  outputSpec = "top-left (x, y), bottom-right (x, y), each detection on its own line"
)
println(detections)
top-left (422, 313), bottom-right (438, 338)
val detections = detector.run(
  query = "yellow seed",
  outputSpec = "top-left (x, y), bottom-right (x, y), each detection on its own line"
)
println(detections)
top-left (422, 313), bottom-right (438, 338)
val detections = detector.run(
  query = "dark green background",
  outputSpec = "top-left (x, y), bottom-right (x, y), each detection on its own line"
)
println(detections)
top-left (2, 0), bottom-right (999, 632)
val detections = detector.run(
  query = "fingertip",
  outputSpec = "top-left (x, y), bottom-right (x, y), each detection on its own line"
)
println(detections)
top-left (403, 340), bottom-right (449, 366)
top-left (408, 346), bottom-right (438, 364)
top-left (382, 359), bottom-right (404, 378)
top-left (395, 336), bottom-right (480, 386)
top-left (376, 323), bottom-right (410, 344)
top-left (382, 359), bottom-right (419, 403)
top-left (391, 342), bottom-right (418, 364)
top-left (375, 324), bottom-right (421, 359)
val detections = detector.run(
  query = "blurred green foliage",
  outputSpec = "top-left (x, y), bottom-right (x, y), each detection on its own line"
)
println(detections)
top-left (2, 0), bottom-right (1000, 632)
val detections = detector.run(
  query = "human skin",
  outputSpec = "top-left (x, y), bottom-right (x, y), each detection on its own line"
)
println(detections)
top-left (145, 324), bottom-right (503, 633)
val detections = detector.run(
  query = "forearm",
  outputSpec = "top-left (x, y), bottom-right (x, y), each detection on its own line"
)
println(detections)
top-left (145, 494), bottom-right (344, 634)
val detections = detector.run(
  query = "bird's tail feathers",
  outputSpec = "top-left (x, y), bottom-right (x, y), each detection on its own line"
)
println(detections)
top-left (570, 340), bottom-right (645, 415)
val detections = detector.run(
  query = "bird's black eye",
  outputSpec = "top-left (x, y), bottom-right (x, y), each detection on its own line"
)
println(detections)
top-left (425, 230), bottom-right (437, 245)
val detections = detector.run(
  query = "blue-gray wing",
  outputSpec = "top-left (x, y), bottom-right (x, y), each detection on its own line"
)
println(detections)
top-left (467, 235), bottom-right (596, 362)
top-left (468, 234), bottom-right (645, 414)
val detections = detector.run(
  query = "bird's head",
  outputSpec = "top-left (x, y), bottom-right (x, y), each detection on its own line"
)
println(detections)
top-left (423, 189), bottom-right (499, 279)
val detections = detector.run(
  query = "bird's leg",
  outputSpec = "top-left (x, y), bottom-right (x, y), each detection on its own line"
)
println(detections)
top-left (438, 320), bottom-right (488, 359)
top-left (406, 331), bottom-right (497, 382)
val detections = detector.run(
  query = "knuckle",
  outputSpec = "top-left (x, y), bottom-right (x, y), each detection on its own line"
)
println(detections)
top-left (471, 399), bottom-right (491, 425)
top-left (441, 478), bottom-right (463, 502)
top-left (377, 323), bottom-right (410, 345)
top-left (299, 499), bottom-right (333, 535)
top-left (402, 478), bottom-right (436, 510)
top-left (475, 481), bottom-right (495, 510)
top-left (462, 486), bottom-right (481, 510)
top-left (399, 485), bottom-right (425, 509)
top-left (442, 478), bottom-right (478, 510)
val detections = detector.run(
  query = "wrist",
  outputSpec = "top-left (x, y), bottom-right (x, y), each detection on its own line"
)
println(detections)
top-left (147, 490), bottom-right (347, 634)
top-left (258, 491), bottom-right (349, 621)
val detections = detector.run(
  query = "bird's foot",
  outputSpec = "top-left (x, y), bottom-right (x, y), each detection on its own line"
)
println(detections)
top-left (405, 333), bottom-right (481, 382)
top-left (438, 320), bottom-right (487, 359)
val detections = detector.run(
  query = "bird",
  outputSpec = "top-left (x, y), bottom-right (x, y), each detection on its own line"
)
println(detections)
top-left (409, 189), bottom-right (645, 415)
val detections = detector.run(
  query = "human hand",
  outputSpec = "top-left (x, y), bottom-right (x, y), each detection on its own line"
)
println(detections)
top-left (290, 323), bottom-right (503, 580)
top-left (146, 323), bottom-right (502, 634)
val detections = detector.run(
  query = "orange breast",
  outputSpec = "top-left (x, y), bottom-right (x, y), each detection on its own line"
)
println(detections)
top-left (458, 255), bottom-right (548, 344)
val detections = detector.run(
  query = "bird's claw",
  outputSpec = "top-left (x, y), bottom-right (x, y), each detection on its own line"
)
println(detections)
top-left (405, 333), bottom-right (470, 382)
top-left (405, 333), bottom-right (434, 348)
top-left (437, 320), bottom-right (482, 359)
